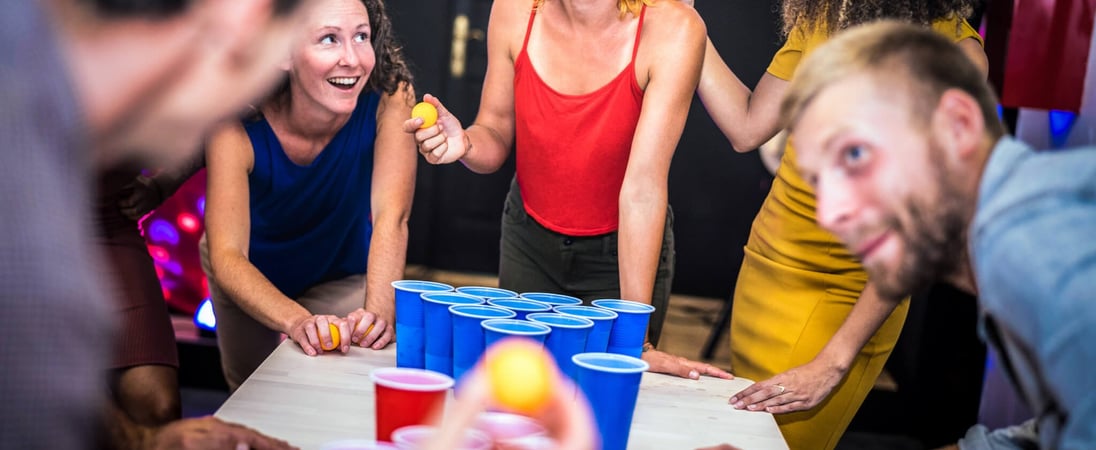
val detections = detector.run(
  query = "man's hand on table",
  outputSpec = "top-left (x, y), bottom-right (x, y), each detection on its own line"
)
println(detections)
top-left (150, 416), bottom-right (297, 450)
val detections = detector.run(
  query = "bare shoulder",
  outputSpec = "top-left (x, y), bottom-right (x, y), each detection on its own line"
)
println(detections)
top-left (489, 0), bottom-right (535, 59)
top-left (206, 120), bottom-right (254, 170)
top-left (378, 82), bottom-right (416, 115)
top-left (642, 0), bottom-right (706, 43)
top-left (208, 121), bottom-right (251, 152)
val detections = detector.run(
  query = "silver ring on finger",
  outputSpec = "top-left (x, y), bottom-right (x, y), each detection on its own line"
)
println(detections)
top-left (776, 384), bottom-right (786, 395)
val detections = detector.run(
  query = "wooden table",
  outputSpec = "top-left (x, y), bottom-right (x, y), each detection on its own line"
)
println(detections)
top-left (216, 340), bottom-right (788, 449)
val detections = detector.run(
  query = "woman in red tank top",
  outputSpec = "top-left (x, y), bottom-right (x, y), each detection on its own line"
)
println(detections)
top-left (404, 0), bottom-right (730, 380)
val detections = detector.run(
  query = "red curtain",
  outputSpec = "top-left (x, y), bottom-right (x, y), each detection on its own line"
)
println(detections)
top-left (1002, 0), bottom-right (1096, 112)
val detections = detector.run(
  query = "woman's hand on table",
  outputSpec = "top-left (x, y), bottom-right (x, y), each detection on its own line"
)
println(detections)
top-left (728, 357), bottom-right (844, 413)
top-left (346, 307), bottom-right (394, 350)
top-left (286, 314), bottom-right (352, 356)
top-left (642, 347), bottom-right (734, 380)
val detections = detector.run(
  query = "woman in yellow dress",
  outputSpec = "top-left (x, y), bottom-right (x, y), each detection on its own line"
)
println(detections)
top-left (688, 1), bottom-right (988, 448)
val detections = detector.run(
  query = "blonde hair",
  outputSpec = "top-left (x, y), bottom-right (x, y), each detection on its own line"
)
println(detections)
top-left (532, 0), bottom-right (654, 17)
top-left (781, 21), bottom-right (1005, 138)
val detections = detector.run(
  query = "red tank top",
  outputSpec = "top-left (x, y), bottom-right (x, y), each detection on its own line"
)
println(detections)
top-left (513, 4), bottom-right (646, 236)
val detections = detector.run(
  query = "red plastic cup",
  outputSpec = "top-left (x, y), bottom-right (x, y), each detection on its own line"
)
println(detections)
top-left (372, 368), bottom-right (454, 442)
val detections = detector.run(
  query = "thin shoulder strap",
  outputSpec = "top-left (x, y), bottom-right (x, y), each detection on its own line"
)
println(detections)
top-left (520, 1), bottom-right (539, 56)
top-left (630, 4), bottom-right (648, 64)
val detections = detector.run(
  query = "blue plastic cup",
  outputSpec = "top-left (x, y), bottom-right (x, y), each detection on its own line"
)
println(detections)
top-left (591, 299), bottom-right (655, 358)
top-left (526, 313), bottom-right (594, 381)
top-left (421, 292), bottom-right (484, 377)
top-left (392, 280), bottom-right (453, 368)
top-left (572, 353), bottom-right (649, 450)
top-left (485, 298), bottom-right (552, 321)
top-left (449, 305), bottom-right (516, 382)
top-left (481, 319), bottom-right (551, 349)
top-left (455, 286), bottom-right (519, 300)
top-left (553, 305), bottom-right (618, 353)
top-left (518, 292), bottom-right (583, 306)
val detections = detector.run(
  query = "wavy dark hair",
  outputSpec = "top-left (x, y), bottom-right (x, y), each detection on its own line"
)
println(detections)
top-left (780, 0), bottom-right (980, 37)
top-left (268, 0), bottom-right (414, 106)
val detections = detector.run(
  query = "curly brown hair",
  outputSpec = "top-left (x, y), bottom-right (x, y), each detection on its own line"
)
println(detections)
top-left (780, 0), bottom-right (980, 37)
top-left (268, 0), bottom-right (414, 106)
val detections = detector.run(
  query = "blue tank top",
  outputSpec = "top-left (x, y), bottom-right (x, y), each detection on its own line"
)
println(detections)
top-left (245, 91), bottom-right (380, 299)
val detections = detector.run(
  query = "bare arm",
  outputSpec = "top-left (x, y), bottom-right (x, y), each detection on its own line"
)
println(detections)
top-left (619, 4), bottom-right (732, 381)
top-left (696, 37), bottom-right (788, 152)
top-left (618, 3), bottom-right (705, 312)
top-left (353, 83), bottom-right (418, 349)
top-left (407, 0), bottom-right (519, 174)
top-left (204, 123), bottom-right (335, 356)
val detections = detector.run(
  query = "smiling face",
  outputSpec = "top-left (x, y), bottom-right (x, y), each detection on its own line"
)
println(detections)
top-left (288, 0), bottom-right (375, 116)
top-left (794, 74), bottom-right (972, 300)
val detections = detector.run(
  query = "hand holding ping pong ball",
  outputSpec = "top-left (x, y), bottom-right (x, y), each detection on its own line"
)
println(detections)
top-left (485, 338), bottom-right (556, 414)
top-left (411, 102), bottom-right (438, 129)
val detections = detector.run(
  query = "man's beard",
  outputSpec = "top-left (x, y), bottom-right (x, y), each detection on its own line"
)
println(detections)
top-left (869, 147), bottom-right (971, 301)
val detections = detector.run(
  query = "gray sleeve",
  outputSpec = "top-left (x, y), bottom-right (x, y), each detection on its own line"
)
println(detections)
top-left (958, 420), bottom-right (1039, 450)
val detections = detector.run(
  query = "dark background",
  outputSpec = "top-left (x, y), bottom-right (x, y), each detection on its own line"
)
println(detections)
top-left (389, 0), bottom-right (779, 299)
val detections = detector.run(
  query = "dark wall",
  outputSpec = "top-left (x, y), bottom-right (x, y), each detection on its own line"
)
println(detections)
top-left (388, 1), bottom-right (782, 299)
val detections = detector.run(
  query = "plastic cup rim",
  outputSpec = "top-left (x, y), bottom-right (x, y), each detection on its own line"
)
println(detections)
top-left (391, 425), bottom-right (491, 446)
top-left (481, 318), bottom-right (552, 336)
top-left (486, 298), bottom-right (553, 312)
top-left (371, 367), bottom-right (454, 391)
top-left (473, 412), bottom-right (548, 438)
top-left (590, 299), bottom-right (656, 314)
top-left (571, 352), bottom-right (650, 373)
top-left (391, 280), bottom-right (454, 293)
top-left (552, 305), bottom-right (618, 320)
top-left (525, 313), bottom-right (594, 329)
top-left (449, 304), bottom-right (517, 319)
top-left (421, 292), bottom-right (485, 306)
top-left (518, 292), bottom-right (584, 305)
top-left (318, 439), bottom-right (399, 450)
top-left (455, 286), bottom-right (520, 298)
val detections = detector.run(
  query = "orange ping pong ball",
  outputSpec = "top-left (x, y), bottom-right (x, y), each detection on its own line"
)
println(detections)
top-left (485, 338), bottom-right (555, 414)
top-left (411, 102), bottom-right (438, 129)
top-left (321, 323), bottom-right (341, 351)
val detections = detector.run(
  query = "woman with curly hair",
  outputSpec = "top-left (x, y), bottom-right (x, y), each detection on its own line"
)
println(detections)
top-left (202, 0), bottom-right (417, 391)
top-left (405, 0), bottom-right (733, 379)
top-left (687, 0), bottom-right (988, 447)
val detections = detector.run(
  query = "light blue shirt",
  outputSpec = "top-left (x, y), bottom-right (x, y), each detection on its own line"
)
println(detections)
top-left (961, 137), bottom-right (1096, 449)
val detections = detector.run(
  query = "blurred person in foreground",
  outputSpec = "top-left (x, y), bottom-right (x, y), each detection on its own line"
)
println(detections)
top-left (0, 0), bottom-right (316, 448)
top-left (785, 21), bottom-right (1096, 449)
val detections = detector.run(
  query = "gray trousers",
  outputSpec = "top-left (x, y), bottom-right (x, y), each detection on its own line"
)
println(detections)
top-left (199, 234), bottom-right (364, 392)
top-left (497, 178), bottom-right (675, 346)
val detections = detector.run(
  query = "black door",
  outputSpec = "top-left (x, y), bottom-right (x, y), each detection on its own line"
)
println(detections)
top-left (389, 0), bottom-right (779, 297)
top-left (389, 0), bottom-right (511, 274)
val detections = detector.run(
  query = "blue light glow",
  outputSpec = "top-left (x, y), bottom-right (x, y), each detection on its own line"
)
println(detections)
top-left (1048, 110), bottom-right (1076, 148)
top-left (194, 297), bottom-right (217, 331)
top-left (147, 219), bottom-right (180, 246)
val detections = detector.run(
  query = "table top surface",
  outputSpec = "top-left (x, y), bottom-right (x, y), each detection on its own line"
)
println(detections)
top-left (215, 340), bottom-right (788, 450)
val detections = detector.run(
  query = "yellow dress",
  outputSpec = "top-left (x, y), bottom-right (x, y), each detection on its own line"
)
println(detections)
top-left (729, 17), bottom-right (983, 450)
